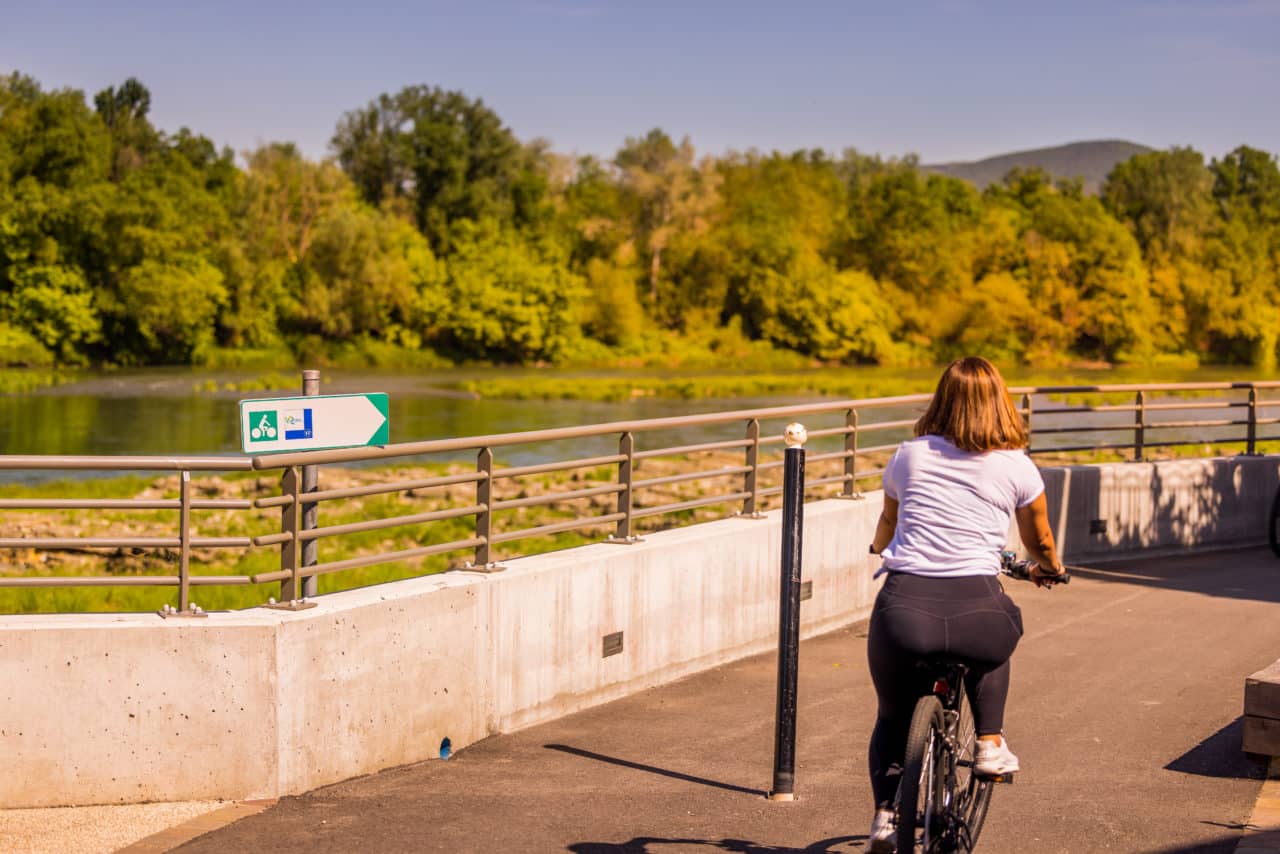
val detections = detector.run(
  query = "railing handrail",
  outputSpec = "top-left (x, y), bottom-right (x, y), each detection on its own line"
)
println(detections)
top-left (1009, 380), bottom-right (1280, 394)
top-left (248, 392), bottom-right (937, 469)
top-left (0, 455), bottom-right (253, 471)
top-left (249, 381), bottom-right (1280, 470)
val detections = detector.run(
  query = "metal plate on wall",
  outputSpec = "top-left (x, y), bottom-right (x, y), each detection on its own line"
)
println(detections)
top-left (602, 631), bottom-right (624, 658)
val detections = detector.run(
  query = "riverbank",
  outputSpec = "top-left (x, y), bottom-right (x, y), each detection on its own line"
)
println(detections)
top-left (8, 358), bottom-right (1280, 405)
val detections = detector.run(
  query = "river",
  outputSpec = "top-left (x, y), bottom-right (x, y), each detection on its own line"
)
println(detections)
top-left (0, 366), bottom-right (1272, 482)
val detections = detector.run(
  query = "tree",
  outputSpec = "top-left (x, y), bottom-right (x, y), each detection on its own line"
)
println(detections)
top-left (0, 183), bottom-right (101, 362)
top-left (554, 155), bottom-right (629, 267)
top-left (581, 258), bottom-right (643, 346)
top-left (0, 77), bottom-right (110, 364)
top-left (987, 169), bottom-right (1158, 362)
top-left (0, 73), bottom-right (110, 188)
top-left (428, 221), bottom-right (586, 362)
top-left (843, 157), bottom-right (984, 347)
top-left (331, 86), bottom-right (540, 246)
top-left (1102, 147), bottom-right (1215, 258)
top-left (1204, 147), bottom-right (1280, 367)
top-left (293, 206), bottom-right (439, 340)
top-left (1211, 145), bottom-right (1280, 228)
top-left (223, 144), bottom-right (353, 347)
top-left (730, 248), bottom-right (895, 362)
top-left (93, 78), bottom-right (160, 180)
top-left (229, 143), bottom-right (443, 349)
top-left (92, 157), bottom-right (229, 363)
top-left (614, 129), bottom-right (720, 320)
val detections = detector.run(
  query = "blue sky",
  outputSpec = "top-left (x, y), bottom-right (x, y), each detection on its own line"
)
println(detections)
top-left (3, 0), bottom-right (1278, 164)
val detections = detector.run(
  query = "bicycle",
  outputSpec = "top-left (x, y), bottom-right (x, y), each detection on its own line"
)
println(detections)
top-left (893, 553), bottom-right (1069, 854)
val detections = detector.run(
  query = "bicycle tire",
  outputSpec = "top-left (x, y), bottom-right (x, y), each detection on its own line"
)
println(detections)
top-left (898, 695), bottom-right (946, 853)
top-left (1270, 486), bottom-right (1280, 559)
top-left (951, 692), bottom-right (994, 851)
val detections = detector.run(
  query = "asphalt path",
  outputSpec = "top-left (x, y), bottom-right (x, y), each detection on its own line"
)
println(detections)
top-left (179, 546), bottom-right (1280, 854)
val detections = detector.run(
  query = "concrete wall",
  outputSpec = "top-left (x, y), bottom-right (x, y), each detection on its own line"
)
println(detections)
top-left (1044, 455), bottom-right (1279, 561)
top-left (1, 455), bottom-right (1276, 807)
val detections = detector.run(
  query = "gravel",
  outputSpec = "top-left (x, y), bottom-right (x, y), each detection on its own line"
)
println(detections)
top-left (0, 801), bottom-right (225, 854)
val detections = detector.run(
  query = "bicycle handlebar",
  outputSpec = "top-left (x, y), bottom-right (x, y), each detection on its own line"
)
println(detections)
top-left (999, 550), bottom-right (1070, 585)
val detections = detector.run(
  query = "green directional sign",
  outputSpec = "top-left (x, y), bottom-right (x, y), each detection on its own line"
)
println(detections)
top-left (239, 393), bottom-right (389, 453)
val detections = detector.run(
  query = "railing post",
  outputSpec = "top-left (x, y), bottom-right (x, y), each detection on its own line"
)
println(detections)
top-left (476, 448), bottom-right (493, 566)
top-left (743, 419), bottom-right (763, 517)
top-left (158, 470), bottom-right (207, 618)
top-left (1133, 390), bottom-right (1145, 462)
top-left (466, 447), bottom-right (504, 570)
top-left (1022, 393), bottom-right (1033, 446)
top-left (300, 369), bottom-right (320, 598)
top-left (178, 470), bottom-right (191, 612)
top-left (1248, 385), bottom-right (1258, 455)
top-left (279, 466), bottom-right (301, 601)
top-left (841, 409), bottom-right (860, 498)
top-left (612, 432), bottom-right (639, 541)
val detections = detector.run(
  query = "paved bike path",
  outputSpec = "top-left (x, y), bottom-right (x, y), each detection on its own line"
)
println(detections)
top-left (178, 546), bottom-right (1280, 854)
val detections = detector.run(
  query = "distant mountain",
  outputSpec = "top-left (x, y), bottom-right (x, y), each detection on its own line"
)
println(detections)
top-left (924, 140), bottom-right (1155, 195)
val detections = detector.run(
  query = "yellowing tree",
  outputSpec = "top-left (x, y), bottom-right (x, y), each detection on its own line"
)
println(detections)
top-left (615, 129), bottom-right (720, 322)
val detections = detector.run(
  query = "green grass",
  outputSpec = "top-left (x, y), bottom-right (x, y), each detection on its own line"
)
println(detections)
top-left (193, 372), bottom-right (299, 394)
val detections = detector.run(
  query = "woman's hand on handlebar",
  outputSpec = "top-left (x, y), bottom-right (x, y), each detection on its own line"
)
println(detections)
top-left (1030, 561), bottom-right (1067, 588)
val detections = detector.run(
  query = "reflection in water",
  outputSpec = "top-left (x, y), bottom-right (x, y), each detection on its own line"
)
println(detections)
top-left (0, 395), bottom-right (236, 458)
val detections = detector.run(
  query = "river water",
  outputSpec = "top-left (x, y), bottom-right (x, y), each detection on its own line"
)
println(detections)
top-left (0, 369), bottom-right (906, 481)
top-left (0, 367), bottom-right (1270, 482)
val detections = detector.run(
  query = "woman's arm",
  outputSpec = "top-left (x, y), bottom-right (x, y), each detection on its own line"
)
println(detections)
top-left (1014, 493), bottom-right (1065, 586)
top-left (870, 495), bottom-right (898, 555)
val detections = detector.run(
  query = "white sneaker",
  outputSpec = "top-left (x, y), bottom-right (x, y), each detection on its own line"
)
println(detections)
top-left (974, 736), bottom-right (1020, 776)
top-left (868, 808), bottom-right (896, 853)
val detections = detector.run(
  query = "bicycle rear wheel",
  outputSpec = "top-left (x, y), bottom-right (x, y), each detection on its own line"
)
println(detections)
top-left (1270, 486), bottom-right (1280, 559)
top-left (950, 692), bottom-right (994, 850)
top-left (897, 695), bottom-right (946, 853)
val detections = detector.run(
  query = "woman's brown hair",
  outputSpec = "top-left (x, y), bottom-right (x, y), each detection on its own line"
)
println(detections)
top-left (914, 357), bottom-right (1028, 452)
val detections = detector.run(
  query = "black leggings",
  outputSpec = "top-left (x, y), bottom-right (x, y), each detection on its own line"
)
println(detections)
top-left (866, 571), bottom-right (1024, 808)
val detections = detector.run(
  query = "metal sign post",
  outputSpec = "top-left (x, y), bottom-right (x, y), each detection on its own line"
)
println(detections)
top-left (769, 422), bottom-right (806, 802)
top-left (301, 370), bottom-right (320, 599)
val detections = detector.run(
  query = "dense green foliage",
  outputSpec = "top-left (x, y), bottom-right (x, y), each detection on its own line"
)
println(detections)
top-left (3, 72), bottom-right (1280, 371)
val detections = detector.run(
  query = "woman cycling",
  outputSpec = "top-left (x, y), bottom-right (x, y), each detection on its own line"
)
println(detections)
top-left (865, 356), bottom-right (1065, 851)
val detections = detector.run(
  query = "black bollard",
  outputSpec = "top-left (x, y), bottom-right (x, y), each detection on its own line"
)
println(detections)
top-left (769, 423), bottom-right (806, 801)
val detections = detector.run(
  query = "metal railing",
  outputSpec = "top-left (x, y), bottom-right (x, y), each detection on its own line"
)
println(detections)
top-left (1, 381), bottom-right (1279, 614)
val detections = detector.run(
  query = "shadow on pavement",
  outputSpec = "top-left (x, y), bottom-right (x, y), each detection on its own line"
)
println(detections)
top-left (545, 744), bottom-right (767, 797)
top-left (1062, 546), bottom-right (1280, 605)
top-left (567, 835), bottom-right (866, 853)
top-left (1136, 833), bottom-right (1246, 854)
top-left (1164, 716), bottom-right (1268, 780)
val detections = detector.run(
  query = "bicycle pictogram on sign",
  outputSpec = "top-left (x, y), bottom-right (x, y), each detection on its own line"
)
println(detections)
top-left (248, 411), bottom-right (278, 442)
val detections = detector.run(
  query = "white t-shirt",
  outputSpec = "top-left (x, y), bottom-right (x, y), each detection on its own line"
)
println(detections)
top-left (879, 434), bottom-right (1044, 577)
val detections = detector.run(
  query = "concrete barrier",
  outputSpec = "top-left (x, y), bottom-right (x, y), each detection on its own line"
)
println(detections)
top-left (1245, 660), bottom-right (1280, 757)
top-left (1, 454), bottom-right (1276, 807)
